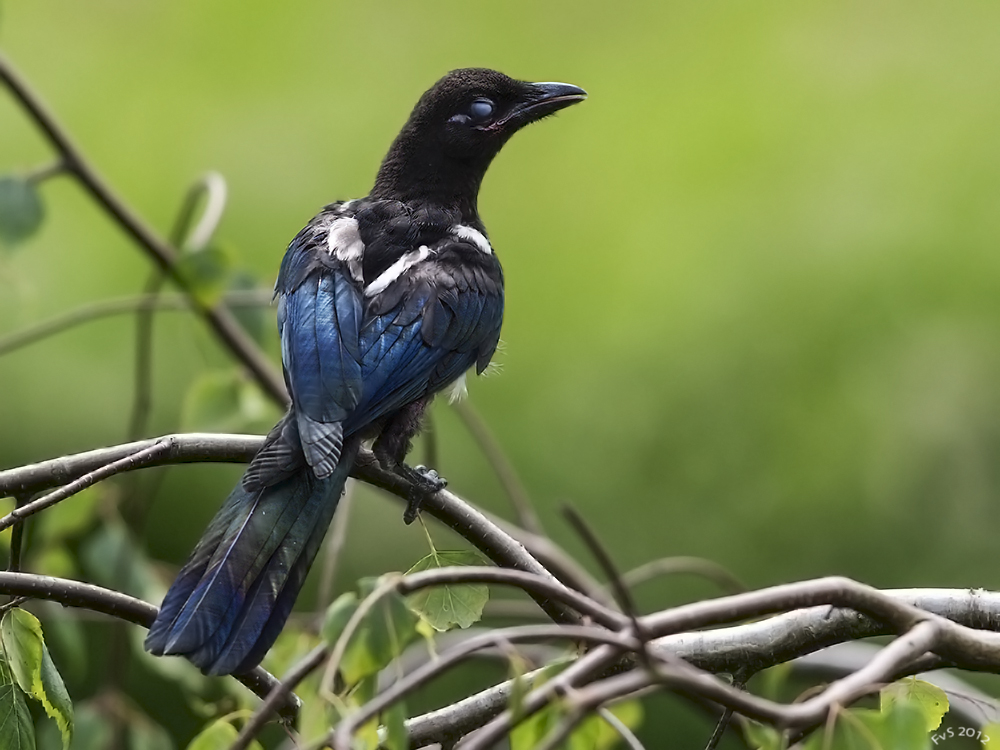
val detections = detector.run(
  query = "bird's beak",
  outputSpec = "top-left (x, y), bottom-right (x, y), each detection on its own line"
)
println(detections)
top-left (501, 82), bottom-right (587, 128)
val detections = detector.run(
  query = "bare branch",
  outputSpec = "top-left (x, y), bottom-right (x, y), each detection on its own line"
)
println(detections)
top-left (0, 50), bottom-right (288, 404)
top-left (331, 624), bottom-right (641, 750)
top-left (231, 644), bottom-right (327, 750)
top-left (452, 399), bottom-right (542, 534)
top-left (598, 707), bottom-right (646, 750)
top-left (0, 433), bottom-right (263, 497)
top-left (0, 435), bottom-right (586, 625)
top-left (0, 439), bottom-right (177, 532)
top-left (0, 289), bottom-right (272, 358)
top-left (485, 512), bottom-right (612, 607)
top-left (618, 556), bottom-right (746, 595)
top-left (6, 494), bottom-right (29, 572)
top-left (317, 481), bottom-right (356, 612)
top-left (451, 579), bottom-right (1000, 750)
top-left (0, 571), bottom-right (297, 718)
top-left (170, 172), bottom-right (227, 253)
top-left (561, 504), bottom-right (644, 635)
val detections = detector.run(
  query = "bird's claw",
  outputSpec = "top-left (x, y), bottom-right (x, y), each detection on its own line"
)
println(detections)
top-left (401, 465), bottom-right (447, 524)
top-left (414, 465), bottom-right (447, 491)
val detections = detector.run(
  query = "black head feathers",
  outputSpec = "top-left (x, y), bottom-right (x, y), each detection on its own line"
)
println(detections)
top-left (372, 68), bottom-right (586, 215)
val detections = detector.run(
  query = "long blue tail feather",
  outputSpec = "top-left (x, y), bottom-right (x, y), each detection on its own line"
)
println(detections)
top-left (145, 442), bottom-right (358, 675)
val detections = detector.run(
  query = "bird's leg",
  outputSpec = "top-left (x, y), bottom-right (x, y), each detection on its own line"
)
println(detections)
top-left (372, 397), bottom-right (447, 523)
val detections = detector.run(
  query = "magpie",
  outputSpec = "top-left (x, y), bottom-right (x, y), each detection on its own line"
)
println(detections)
top-left (144, 68), bottom-right (586, 675)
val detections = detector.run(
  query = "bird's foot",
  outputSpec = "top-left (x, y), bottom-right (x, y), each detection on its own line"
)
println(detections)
top-left (397, 464), bottom-right (447, 524)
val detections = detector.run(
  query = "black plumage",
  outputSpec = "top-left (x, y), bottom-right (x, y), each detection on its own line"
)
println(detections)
top-left (145, 68), bottom-right (585, 675)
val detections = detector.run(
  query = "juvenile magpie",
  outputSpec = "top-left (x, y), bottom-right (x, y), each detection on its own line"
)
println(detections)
top-left (145, 68), bottom-right (586, 675)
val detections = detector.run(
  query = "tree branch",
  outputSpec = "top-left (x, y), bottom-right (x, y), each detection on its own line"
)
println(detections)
top-left (0, 289), bottom-right (273, 359)
top-left (0, 433), bottom-right (263, 497)
top-left (0, 434), bottom-right (585, 626)
top-left (0, 50), bottom-right (288, 405)
top-left (0, 571), bottom-right (298, 719)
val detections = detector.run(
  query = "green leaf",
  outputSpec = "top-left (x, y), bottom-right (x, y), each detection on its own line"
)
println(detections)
top-left (0, 657), bottom-right (12, 685)
top-left (510, 702), bottom-right (561, 750)
top-left (329, 579), bottom-right (419, 686)
top-left (983, 723), bottom-right (1000, 748)
top-left (0, 683), bottom-right (35, 750)
top-left (38, 701), bottom-right (111, 750)
top-left (186, 718), bottom-right (262, 750)
top-left (175, 244), bottom-right (234, 306)
top-left (568, 700), bottom-right (643, 750)
top-left (881, 677), bottom-right (949, 732)
top-left (321, 592), bottom-right (360, 648)
top-left (802, 705), bottom-right (930, 750)
top-left (381, 701), bottom-right (408, 750)
top-left (741, 719), bottom-right (784, 750)
top-left (0, 176), bottom-right (44, 247)
top-left (0, 609), bottom-right (73, 749)
top-left (507, 652), bottom-right (530, 722)
top-left (405, 550), bottom-right (490, 631)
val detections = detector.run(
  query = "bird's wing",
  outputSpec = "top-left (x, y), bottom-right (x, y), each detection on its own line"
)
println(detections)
top-left (247, 215), bottom-right (365, 485)
top-left (345, 236), bottom-right (504, 432)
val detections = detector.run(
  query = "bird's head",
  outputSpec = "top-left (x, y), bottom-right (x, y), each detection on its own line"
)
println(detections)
top-left (372, 68), bottom-right (586, 215)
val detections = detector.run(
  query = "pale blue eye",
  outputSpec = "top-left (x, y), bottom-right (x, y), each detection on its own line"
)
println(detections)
top-left (470, 99), bottom-right (494, 122)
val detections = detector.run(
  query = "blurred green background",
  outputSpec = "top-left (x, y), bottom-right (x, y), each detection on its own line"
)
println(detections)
top-left (3, 0), bottom-right (1000, 747)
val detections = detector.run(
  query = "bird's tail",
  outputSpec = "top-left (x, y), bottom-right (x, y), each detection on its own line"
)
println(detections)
top-left (144, 442), bottom-right (358, 676)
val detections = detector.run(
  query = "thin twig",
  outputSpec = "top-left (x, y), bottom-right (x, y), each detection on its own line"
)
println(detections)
top-left (704, 701), bottom-right (735, 750)
top-left (395, 566), bottom-right (627, 631)
top-left (355, 449), bottom-right (584, 626)
top-left (486, 512), bottom-right (612, 606)
top-left (0, 432), bottom-right (263, 496)
top-left (316, 481), bottom-right (356, 613)
top-left (0, 289), bottom-right (273, 358)
top-left (561, 504), bottom-right (643, 629)
top-left (452, 399), bottom-right (542, 535)
top-left (618, 556), bottom-right (746, 595)
top-left (598, 706), bottom-right (646, 750)
top-left (24, 159), bottom-right (67, 185)
top-left (127, 174), bottom-right (227, 443)
top-left (406, 587), bottom-right (1000, 748)
top-left (330, 624), bottom-right (642, 750)
top-left (0, 440), bottom-right (176, 533)
top-left (321, 576), bottom-right (403, 702)
top-left (170, 172), bottom-right (227, 253)
top-left (6, 494), bottom-right (30, 572)
top-left (230, 644), bottom-right (328, 750)
top-left (127, 271), bottom-right (165, 442)
top-left (0, 435), bottom-right (587, 625)
top-left (0, 50), bottom-right (288, 404)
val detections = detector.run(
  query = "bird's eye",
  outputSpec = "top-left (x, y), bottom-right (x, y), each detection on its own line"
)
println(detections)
top-left (469, 98), bottom-right (495, 123)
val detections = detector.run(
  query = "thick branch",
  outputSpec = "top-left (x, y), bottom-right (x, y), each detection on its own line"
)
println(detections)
top-left (410, 585), bottom-right (1000, 748)
top-left (0, 433), bottom-right (263, 497)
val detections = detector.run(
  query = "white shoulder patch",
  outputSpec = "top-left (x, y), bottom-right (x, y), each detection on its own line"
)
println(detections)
top-left (450, 224), bottom-right (492, 255)
top-left (364, 245), bottom-right (432, 297)
top-left (326, 217), bottom-right (364, 261)
top-left (443, 372), bottom-right (468, 403)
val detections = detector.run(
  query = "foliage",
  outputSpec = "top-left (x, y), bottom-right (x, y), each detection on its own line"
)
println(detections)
top-left (4, 3), bottom-right (1000, 748)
